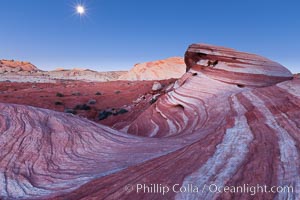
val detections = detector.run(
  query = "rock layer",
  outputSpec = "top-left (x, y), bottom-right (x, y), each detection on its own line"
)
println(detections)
top-left (119, 57), bottom-right (186, 81)
top-left (0, 59), bottom-right (39, 73)
top-left (185, 44), bottom-right (293, 87)
top-left (0, 44), bottom-right (299, 200)
top-left (0, 60), bottom-right (127, 82)
top-left (46, 69), bottom-right (127, 82)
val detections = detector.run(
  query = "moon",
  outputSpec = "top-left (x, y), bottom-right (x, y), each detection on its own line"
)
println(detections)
top-left (76, 5), bottom-right (85, 15)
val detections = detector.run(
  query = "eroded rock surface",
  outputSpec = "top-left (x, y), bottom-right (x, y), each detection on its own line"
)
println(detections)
top-left (0, 60), bottom-right (127, 82)
top-left (0, 44), bottom-right (299, 200)
top-left (0, 59), bottom-right (39, 73)
top-left (185, 44), bottom-right (293, 87)
top-left (46, 69), bottom-right (127, 82)
top-left (119, 57), bottom-right (186, 81)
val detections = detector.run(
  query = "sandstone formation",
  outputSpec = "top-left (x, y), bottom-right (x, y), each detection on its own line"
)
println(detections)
top-left (0, 59), bottom-right (39, 73)
top-left (0, 57), bottom-right (186, 83)
top-left (119, 57), bottom-right (186, 80)
top-left (0, 62), bottom-right (127, 82)
top-left (46, 69), bottom-right (127, 82)
top-left (0, 44), bottom-right (299, 200)
top-left (185, 44), bottom-right (293, 87)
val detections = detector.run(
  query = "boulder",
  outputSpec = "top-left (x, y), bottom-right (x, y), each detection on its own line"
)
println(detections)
top-left (152, 81), bottom-right (162, 91)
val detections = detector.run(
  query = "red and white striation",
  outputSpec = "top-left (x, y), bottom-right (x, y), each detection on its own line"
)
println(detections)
top-left (0, 104), bottom-right (186, 199)
top-left (185, 44), bottom-right (293, 87)
top-left (119, 57), bottom-right (186, 80)
top-left (0, 44), bottom-right (299, 200)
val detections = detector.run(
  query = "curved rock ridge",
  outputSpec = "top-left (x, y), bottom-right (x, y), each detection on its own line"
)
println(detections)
top-left (0, 103), bottom-right (187, 199)
top-left (185, 44), bottom-right (293, 87)
top-left (0, 44), bottom-right (300, 200)
top-left (118, 57), bottom-right (186, 80)
top-left (68, 73), bottom-right (300, 200)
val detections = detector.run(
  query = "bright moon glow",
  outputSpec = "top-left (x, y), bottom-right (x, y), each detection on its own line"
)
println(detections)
top-left (76, 5), bottom-right (85, 15)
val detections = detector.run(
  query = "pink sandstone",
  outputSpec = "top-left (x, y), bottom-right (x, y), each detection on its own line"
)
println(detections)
top-left (0, 44), bottom-right (299, 200)
top-left (0, 60), bottom-right (39, 73)
top-left (119, 57), bottom-right (186, 80)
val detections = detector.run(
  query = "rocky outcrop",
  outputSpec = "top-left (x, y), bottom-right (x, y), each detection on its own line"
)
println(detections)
top-left (0, 57), bottom-right (184, 82)
top-left (0, 59), bottom-right (39, 73)
top-left (0, 44), bottom-right (299, 200)
top-left (151, 81), bottom-right (162, 91)
top-left (0, 61), bottom-right (127, 82)
top-left (119, 57), bottom-right (186, 80)
top-left (0, 103), bottom-right (184, 199)
top-left (185, 44), bottom-right (293, 87)
top-left (46, 69), bottom-right (127, 82)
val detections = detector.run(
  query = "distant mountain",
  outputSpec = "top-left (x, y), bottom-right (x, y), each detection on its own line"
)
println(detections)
top-left (1, 58), bottom-right (186, 82)
top-left (0, 60), bottom-right (127, 82)
top-left (46, 69), bottom-right (127, 82)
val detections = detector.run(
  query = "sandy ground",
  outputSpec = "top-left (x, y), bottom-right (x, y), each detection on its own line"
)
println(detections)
top-left (0, 79), bottom-right (174, 127)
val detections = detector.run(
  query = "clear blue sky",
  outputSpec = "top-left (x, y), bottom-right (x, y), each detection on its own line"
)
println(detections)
top-left (0, 0), bottom-right (299, 73)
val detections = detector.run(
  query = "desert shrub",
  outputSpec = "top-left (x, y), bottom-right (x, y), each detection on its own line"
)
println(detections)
top-left (118, 108), bottom-right (128, 114)
top-left (95, 92), bottom-right (101, 95)
top-left (72, 92), bottom-right (81, 96)
top-left (74, 104), bottom-right (91, 110)
top-left (64, 108), bottom-right (77, 114)
top-left (88, 99), bottom-right (96, 105)
top-left (115, 90), bottom-right (121, 94)
top-left (111, 108), bottom-right (117, 116)
top-left (54, 101), bottom-right (63, 105)
top-left (98, 111), bottom-right (112, 120)
top-left (56, 92), bottom-right (64, 97)
top-left (149, 98), bottom-right (157, 104)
